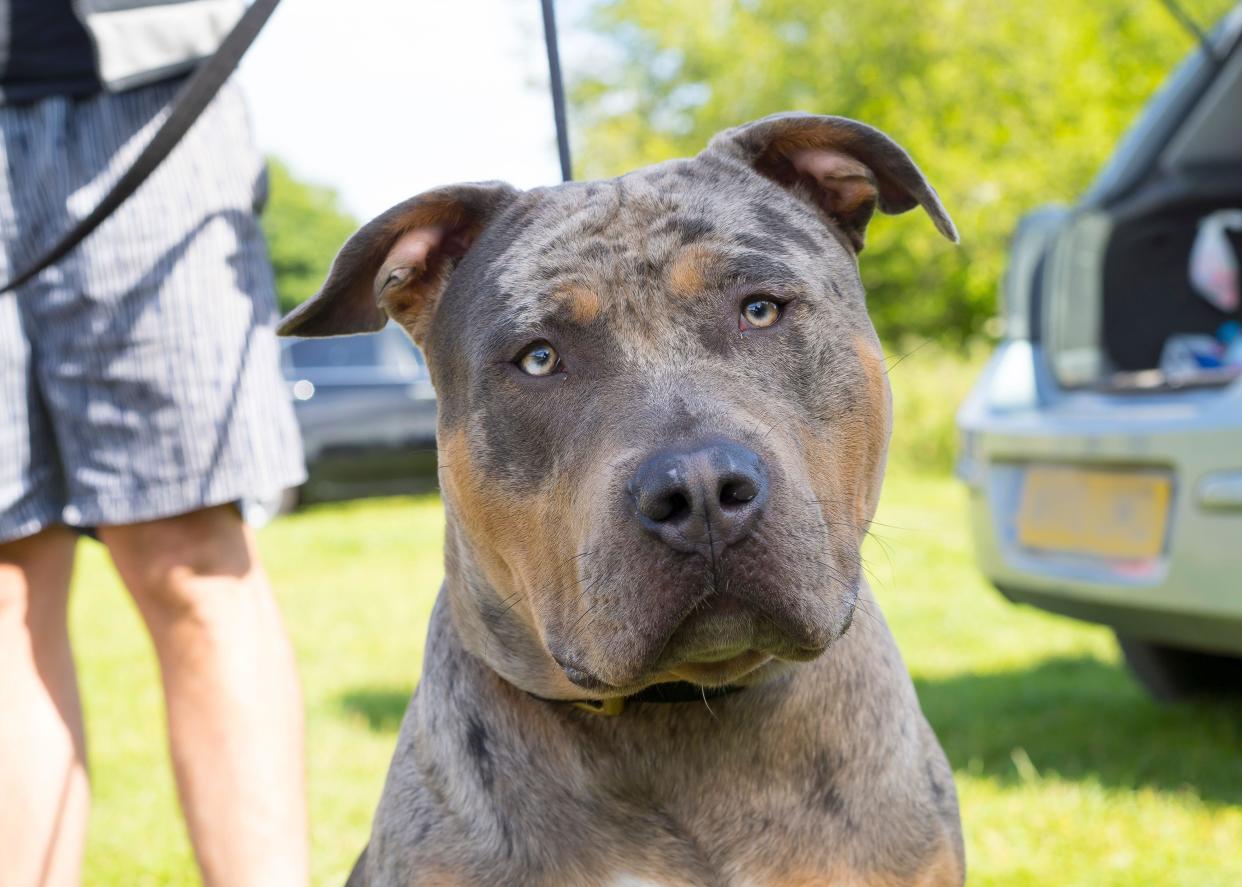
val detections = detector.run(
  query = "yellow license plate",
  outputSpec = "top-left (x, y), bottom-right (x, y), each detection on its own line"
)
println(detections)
top-left (1016, 466), bottom-right (1171, 559)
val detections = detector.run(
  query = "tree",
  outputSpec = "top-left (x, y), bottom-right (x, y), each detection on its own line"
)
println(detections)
top-left (261, 158), bottom-right (357, 314)
top-left (572, 0), bottom-right (1234, 344)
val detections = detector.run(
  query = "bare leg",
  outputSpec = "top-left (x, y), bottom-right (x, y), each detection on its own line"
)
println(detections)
top-left (101, 505), bottom-right (308, 887)
top-left (0, 526), bottom-right (88, 887)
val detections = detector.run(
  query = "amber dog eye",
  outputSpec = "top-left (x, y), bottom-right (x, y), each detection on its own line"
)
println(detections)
top-left (516, 342), bottom-right (562, 377)
top-left (740, 297), bottom-right (782, 330)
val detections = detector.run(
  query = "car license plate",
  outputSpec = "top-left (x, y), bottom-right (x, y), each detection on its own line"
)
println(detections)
top-left (1016, 465), bottom-right (1171, 559)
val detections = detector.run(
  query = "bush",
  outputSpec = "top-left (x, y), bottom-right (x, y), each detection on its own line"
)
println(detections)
top-left (886, 342), bottom-right (987, 474)
top-left (261, 158), bottom-right (358, 314)
top-left (571, 0), bottom-right (1233, 345)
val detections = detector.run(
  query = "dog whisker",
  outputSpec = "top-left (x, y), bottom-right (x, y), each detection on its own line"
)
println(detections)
top-left (699, 686), bottom-right (719, 722)
top-left (564, 598), bottom-right (605, 645)
top-left (882, 338), bottom-right (931, 374)
top-left (523, 549), bottom-right (599, 607)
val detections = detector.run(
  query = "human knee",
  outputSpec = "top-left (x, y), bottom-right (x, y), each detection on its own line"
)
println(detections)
top-left (0, 552), bottom-right (26, 623)
top-left (0, 528), bottom-right (75, 626)
top-left (105, 506), bottom-right (255, 617)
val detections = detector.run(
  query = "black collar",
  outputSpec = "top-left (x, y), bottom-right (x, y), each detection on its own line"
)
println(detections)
top-left (531, 681), bottom-right (746, 716)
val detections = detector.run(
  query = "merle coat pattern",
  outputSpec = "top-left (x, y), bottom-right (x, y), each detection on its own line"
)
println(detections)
top-left (281, 113), bottom-right (964, 887)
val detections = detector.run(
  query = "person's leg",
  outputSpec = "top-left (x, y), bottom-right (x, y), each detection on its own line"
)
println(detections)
top-left (0, 526), bottom-right (88, 887)
top-left (100, 505), bottom-right (308, 887)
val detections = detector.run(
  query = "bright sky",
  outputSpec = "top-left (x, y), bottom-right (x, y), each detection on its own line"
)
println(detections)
top-left (237, 0), bottom-right (570, 221)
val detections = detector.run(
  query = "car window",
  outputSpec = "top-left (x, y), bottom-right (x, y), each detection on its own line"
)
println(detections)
top-left (286, 335), bottom-right (380, 369)
top-left (377, 325), bottom-right (428, 378)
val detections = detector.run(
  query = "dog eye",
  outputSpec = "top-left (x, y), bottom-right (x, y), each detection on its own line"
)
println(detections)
top-left (740, 297), bottom-right (782, 330)
top-left (516, 342), bottom-right (562, 377)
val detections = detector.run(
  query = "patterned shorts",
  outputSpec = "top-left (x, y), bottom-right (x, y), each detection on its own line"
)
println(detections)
top-left (0, 77), bottom-right (305, 544)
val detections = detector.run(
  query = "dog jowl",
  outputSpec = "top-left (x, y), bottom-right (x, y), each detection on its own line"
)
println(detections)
top-left (283, 113), bottom-right (963, 887)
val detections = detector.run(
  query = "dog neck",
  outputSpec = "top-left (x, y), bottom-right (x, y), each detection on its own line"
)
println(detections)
top-left (426, 587), bottom-right (815, 728)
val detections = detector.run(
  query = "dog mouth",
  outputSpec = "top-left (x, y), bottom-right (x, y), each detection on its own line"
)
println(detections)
top-left (651, 596), bottom-right (772, 687)
top-left (552, 587), bottom-right (853, 695)
top-left (545, 494), bottom-right (863, 696)
top-left (666, 650), bottom-right (772, 687)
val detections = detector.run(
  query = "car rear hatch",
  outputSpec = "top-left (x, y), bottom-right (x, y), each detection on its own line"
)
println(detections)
top-left (959, 7), bottom-right (1242, 649)
top-left (1044, 4), bottom-right (1242, 393)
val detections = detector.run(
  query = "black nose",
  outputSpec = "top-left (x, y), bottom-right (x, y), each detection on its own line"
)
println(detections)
top-left (628, 439), bottom-right (769, 554)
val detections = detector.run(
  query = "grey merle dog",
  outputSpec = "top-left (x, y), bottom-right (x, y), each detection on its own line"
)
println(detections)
top-left (281, 112), bottom-right (963, 887)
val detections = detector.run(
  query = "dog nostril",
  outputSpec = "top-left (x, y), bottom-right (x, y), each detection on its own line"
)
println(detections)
top-left (647, 490), bottom-right (691, 523)
top-left (719, 478), bottom-right (758, 508)
top-left (630, 439), bottom-right (768, 550)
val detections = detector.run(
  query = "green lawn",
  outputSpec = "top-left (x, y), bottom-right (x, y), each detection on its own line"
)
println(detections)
top-left (71, 470), bottom-right (1242, 885)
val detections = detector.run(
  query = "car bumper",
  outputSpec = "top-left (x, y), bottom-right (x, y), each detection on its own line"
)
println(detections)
top-left (958, 340), bottom-right (1242, 654)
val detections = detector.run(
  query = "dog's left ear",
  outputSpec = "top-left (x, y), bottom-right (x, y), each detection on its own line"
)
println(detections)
top-left (708, 113), bottom-right (957, 251)
top-left (278, 181), bottom-right (520, 341)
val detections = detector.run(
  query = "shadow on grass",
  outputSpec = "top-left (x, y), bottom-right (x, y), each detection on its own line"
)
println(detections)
top-left (339, 686), bottom-right (414, 732)
top-left (336, 658), bottom-right (1242, 805)
top-left (915, 655), bottom-right (1242, 805)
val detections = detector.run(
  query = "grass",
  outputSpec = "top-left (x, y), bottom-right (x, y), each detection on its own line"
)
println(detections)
top-left (866, 473), bottom-right (1242, 886)
top-left (69, 469), bottom-right (1242, 885)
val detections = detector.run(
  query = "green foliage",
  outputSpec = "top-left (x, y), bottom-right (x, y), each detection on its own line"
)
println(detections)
top-left (887, 343), bottom-right (988, 473)
top-left (572, 0), bottom-right (1235, 344)
top-left (261, 159), bottom-right (357, 314)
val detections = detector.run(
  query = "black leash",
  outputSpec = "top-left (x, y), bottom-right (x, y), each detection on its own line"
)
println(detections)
top-left (539, 0), bottom-right (573, 182)
top-left (0, 0), bottom-right (281, 296)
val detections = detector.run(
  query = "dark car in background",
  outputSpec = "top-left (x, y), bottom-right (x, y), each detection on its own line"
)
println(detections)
top-left (957, 4), bottom-right (1242, 700)
top-left (281, 323), bottom-right (438, 506)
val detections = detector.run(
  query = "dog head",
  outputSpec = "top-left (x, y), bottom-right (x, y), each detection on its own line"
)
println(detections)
top-left (280, 113), bottom-right (956, 700)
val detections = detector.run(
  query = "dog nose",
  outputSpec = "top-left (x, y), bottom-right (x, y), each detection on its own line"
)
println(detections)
top-left (629, 439), bottom-right (769, 554)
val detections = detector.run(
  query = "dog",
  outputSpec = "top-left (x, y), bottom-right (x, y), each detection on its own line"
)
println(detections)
top-left (280, 112), bottom-right (963, 887)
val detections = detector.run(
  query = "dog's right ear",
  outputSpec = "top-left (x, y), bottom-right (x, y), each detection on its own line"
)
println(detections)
top-left (277, 181), bottom-right (521, 342)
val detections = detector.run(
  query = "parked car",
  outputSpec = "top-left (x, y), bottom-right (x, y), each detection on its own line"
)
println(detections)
top-left (281, 323), bottom-right (438, 505)
top-left (957, 5), bottom-right (1242, 700)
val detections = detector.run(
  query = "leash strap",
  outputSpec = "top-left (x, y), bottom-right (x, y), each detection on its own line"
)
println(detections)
top-left (539, 0), bottom-right (572, 182)
top-left (0, 0), bottom-right (281, 296)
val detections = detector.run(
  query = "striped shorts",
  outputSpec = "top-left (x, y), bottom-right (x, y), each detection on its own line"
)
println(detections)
top-left (0, 77), bottom-right (305, 544)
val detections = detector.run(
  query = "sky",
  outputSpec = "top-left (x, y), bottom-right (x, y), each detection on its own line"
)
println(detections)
top-left (237, 0), bottom-right (573, 221)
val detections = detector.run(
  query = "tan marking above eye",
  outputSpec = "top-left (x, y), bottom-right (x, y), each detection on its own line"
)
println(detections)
top-left (666, 244), bottom-right (716, 298)
top-left (553, 284), bottom-right (602, 325)
top-left (741, 297), bottom-right (782, 329)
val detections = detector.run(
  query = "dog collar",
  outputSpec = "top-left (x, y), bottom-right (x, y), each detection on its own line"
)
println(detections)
top-left (532, 681), bottom-right (746, 717)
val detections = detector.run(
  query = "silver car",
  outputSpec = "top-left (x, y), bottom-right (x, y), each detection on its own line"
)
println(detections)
top-left (958, 5), bottom-right (1242, 700)
top-left (281, 323), bottom-right (438, 505)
